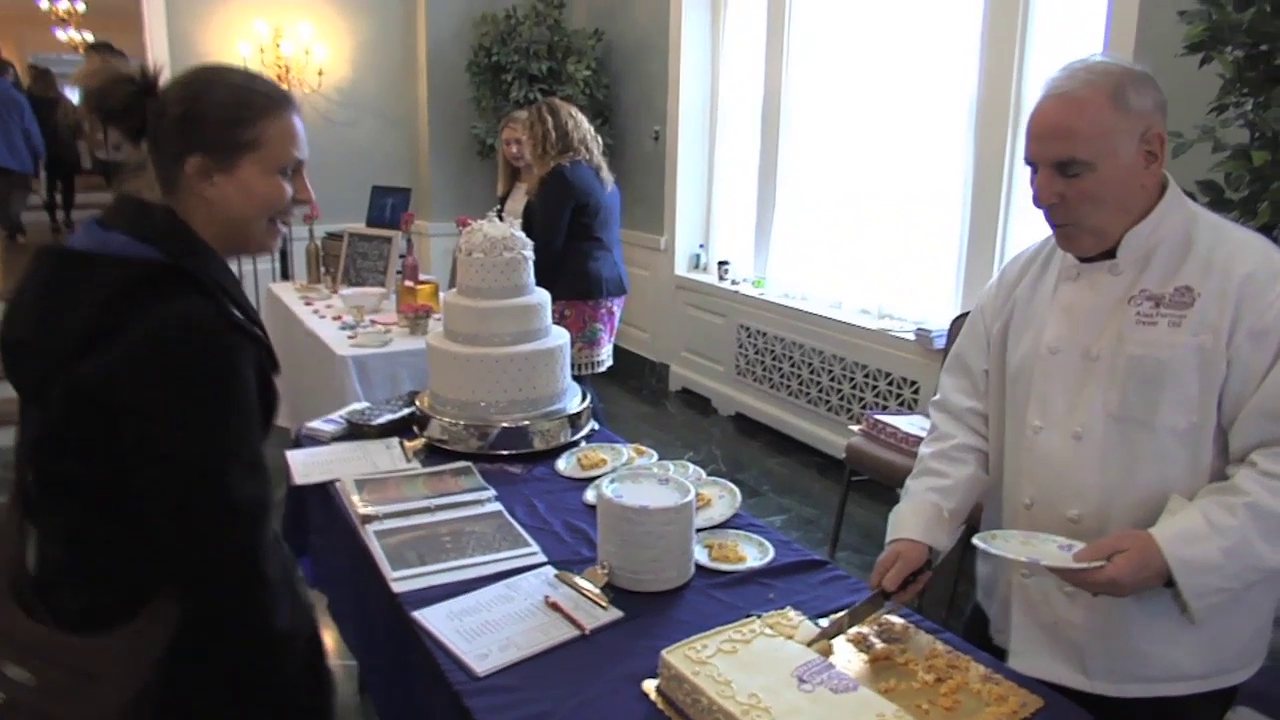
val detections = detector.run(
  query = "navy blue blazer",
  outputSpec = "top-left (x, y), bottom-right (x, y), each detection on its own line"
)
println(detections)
top-left (522, 160), bottom-right (629, 302)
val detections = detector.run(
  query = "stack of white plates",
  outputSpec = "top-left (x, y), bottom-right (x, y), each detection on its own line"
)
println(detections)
top-left (596, 468), bottom-right (696, 593)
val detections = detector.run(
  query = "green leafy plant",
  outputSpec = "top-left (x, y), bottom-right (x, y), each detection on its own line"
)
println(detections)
top-left (1167, 0), bottom-right (1280, 243)
top-left (464, 0), bottom-right (612, 161)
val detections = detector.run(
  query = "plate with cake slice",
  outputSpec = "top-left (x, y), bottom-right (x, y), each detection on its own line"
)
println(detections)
top-left (695, 529), bottom-right (774, 572)
top-left (692, 476), bottom-right (742, 529)
top-left (556, 443), bottom-right (629, 480)
top-left (621, 443), bottom-right (659, 466)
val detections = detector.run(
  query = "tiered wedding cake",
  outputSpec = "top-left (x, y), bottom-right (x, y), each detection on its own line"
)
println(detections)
top-left (657, 609), bottom-right (908, 719)
top-left (425, 217), bottom-right (576, 420)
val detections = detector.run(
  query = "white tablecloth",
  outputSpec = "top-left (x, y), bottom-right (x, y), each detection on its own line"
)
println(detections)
top-left (261, 282), bottom-right (431, 430)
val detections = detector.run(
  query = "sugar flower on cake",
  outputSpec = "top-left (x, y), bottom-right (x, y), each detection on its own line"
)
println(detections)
top-left (459, 217), bottom-right (534, 258)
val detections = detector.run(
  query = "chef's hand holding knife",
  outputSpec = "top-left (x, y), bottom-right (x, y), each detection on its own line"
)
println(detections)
top-left (870, 539), bottom-right (935, 602)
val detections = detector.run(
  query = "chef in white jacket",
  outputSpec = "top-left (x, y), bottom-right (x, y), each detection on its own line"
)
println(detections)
top-left (871, 55), bottom-right (1280, 720)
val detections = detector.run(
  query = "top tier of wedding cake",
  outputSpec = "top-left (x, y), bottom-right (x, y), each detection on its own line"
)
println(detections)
top-left (657, 609), bottom-right (908, 720)
top-left (453, 218), bottom-right (538, 300)
top-left (425, 218), bottom-right (575, 420)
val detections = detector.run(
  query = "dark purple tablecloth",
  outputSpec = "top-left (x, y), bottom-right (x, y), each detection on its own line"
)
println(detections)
top-left (283, 428), bottom-right (1096, 720)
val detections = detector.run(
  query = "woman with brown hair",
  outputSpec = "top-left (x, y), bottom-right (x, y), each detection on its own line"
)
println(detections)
top-left (522, 97), bottom-right (628, 420)
top-left (0, 62), bottom-right (333, 717)
top-left (25, 64), bottom-right (80, 232)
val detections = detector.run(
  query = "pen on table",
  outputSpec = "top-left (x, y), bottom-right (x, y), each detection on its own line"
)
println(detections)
top-left (544, 595), bottom-right (590, 635)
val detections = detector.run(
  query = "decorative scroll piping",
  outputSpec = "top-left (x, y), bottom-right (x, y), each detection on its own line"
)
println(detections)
top-left (458, 218), bottom-right (534, 258)
top-left (442, 324), bottom-right (550, 347)
top-left (670, 618), bottom-right (780, 719)
top-left (758, 609), bottom-right (806, 639)
top-left (429, 390), bottom-right (568, 421)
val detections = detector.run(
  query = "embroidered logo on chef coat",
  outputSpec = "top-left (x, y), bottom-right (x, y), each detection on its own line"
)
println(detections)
top-left (1127, 284), bottom-right (1199, 329)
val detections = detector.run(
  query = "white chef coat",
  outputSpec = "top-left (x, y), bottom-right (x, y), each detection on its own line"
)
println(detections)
top-left (886, 176), bottom-right (1280, 697)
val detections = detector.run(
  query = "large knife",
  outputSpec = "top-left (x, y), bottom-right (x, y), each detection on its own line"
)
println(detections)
top-left (807, 559), bottom-right (934, 648)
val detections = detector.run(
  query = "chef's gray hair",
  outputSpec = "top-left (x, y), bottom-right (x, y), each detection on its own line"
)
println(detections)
top-left (1041, 55), bottom-right (1168, 127)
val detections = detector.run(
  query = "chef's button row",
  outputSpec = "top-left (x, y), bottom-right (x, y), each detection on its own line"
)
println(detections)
top-left (1043, 344), bottom-right (1103, 361)
top-left (1017, 498), bottom-right (1082, 524)
top-left (1028, 422), bottom-right (1085, 439)
top-left (1062, 263), bottom-right (1123, 281)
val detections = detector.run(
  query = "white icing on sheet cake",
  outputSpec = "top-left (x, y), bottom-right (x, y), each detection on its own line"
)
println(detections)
top-left (425, 217), bottom-right (574, 420)
top-left (657, 609), bottom-right (908, 720)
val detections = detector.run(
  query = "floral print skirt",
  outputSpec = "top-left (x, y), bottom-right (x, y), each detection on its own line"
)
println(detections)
top-left (552, 297), bottom-right (627, 376)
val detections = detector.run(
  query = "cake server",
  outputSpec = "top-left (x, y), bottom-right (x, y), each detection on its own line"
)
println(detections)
top-left (806, 558), bottom-right (934, 647)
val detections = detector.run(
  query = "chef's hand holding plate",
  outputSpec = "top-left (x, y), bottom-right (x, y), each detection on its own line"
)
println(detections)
top-left (1051, 529), bottom-right (1173, 597)
top-left (870, 539), bottom-right (933, 602)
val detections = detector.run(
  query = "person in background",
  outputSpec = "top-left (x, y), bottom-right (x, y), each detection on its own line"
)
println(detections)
top-left (0, 59), bottom-right (44, 242)
top-left (495, 108), bottom-right (532, 222)
top-left (74, 41), bottom-right (133, 188)
top-left (522, 97), bottom-right (628, 422)
top-left (0, 62), bottom-right (334, 718)
top-left (26, 64), bottom-right (81, 233)
top-left (871, 55), bottom-right (1280, 720)
top-left (447, 109), bottom-right (532, 290)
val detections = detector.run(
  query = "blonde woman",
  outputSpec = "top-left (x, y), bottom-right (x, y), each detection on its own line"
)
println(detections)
top-left (447, 110), bottom-right (532, 290)
top-left (523, 97), bottom-right (628, 421)
top-left (494, 108), bottom-right (531, 221)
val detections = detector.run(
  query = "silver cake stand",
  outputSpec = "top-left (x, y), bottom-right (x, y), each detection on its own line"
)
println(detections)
top-left (413, 382), bottom-right (596, 456)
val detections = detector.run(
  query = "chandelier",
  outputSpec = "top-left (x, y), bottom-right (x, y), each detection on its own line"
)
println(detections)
top-left (239, 20), bottom-right (325, 94)
top-left (36, 0), bottom-right (96, 53)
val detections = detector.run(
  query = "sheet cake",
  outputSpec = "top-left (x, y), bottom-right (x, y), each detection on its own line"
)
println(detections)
top-left (657, 608), bottom-right (908, 719)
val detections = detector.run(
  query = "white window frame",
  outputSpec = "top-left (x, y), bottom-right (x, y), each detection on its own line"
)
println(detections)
top-left (667, 0), bottom-right (1143, 326)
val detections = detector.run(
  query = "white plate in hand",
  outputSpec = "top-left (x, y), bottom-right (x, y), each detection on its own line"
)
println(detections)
top-left (692, 476), bottom-right (741, 529)
top-left (971, 529), bottom-right (1105, 570)
top-left (695, 529), bottom-right (774, 572)
top-left (555, 443), bottom-right (629, 480)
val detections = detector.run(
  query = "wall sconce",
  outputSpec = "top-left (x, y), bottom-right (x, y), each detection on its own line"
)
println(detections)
top-left (238, 19), bottom-right (325, 94)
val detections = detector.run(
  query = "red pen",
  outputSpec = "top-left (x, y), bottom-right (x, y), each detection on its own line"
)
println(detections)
top-left (544, 595), bottom-right (590, 635)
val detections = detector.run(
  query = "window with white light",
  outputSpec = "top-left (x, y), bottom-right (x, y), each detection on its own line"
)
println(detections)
top-left (700, 0), bottom-right (1127, 328)
top-left (999, 0), bottom-right (1111, 266)
top-left (705, 0), bottom-right (768, 276)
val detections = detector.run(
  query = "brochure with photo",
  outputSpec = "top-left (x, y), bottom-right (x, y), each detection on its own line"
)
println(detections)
top-left (363, 502), bottom-right (545, 586)
top-left (344, 461), bottom-right (494, 517)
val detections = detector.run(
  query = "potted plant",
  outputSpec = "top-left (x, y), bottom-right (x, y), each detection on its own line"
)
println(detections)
top-left (1167, 0), bottom-right (1280, 243)
top-left (464, 0), bottom-right (612, 160)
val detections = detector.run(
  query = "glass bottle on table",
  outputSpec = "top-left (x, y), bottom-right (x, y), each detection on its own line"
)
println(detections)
top-left (397, 211), bottom-right (420, 325)
top-left (303, 203), bottom-right (322, 286)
